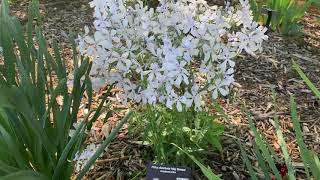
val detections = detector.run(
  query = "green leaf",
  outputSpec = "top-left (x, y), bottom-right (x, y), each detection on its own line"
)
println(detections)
top-left (87, 84), bottom-right (114, 130)
top-left (290, 96), bottom-right (320, 178)
top-left (0, 160), bottom-right (20, 174)
top-left (0, 86), bottom-right (56, 168)
top-left (76, 111), bottom-right (133, 179)
top-left (52, 111), bottom-right (93, 180)
top-left (84, 74), bottom-right (93, 111)
top-left (0, 170), bottom-right (49, 180)
top-left (207, 131), bottom-right (223, 152)
top-left (0, 0), bottom-right (9, 16)
top-left (172, 143), bottom-right (222, 180)
top-left (273, 115), bottom-right (296, 180)
top-left (293, 61), bottom-right (320, 99)
top-left (248, 113), bottom-right (282, 180)
top-left (253, 142), bottom-right (272, 180)
top-left (239, 142), bottom-right (259, 180)
top-left (0, 16), bottom-right (16, 85)
top-left (0, 124), bottom-right (27, 169)
top-left (52, 40), bottom-right (67, 80)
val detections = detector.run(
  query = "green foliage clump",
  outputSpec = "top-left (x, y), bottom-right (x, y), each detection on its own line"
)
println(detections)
top-left (130, 105), bottom-right (225, 166)
top-left (0, 0), bottom-right (132, 179)
top-left (250, 0), bottom-right (316, 35)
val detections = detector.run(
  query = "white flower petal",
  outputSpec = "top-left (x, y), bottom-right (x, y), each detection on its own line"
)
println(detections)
top-left (212, 89), bottom-right (218, 99)
top-left (219, 87), bottom-right (229, 96)
top-left (176, 101), bottom-right (183, 112)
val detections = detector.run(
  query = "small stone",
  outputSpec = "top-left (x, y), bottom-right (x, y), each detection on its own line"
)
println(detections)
top-left (102, 124), bottom-right (110, 138)
top-left (269, 119), bottom-right (276, 127)
top-left (288, 122), bottom-right (293, 129)
top-left (232, 82), bottom-right (242, 88)
top-left (245, 142), bottom-right (252, 147)
top-left (233, 171), bottom-right (240, 180)
top-left (221, 166), bottom-right (227, 171)
top-left (273, 141), bottom-right (280, 152)
top-left (303, 126), bottom-right (310, 133)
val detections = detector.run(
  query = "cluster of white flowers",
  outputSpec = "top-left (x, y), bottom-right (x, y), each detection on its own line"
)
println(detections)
top-left (78, 0), bottom-right (267, 112)
top-left (73, 143), bottom-right (100, 172)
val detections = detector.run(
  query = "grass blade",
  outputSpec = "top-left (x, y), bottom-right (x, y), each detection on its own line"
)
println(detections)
top-left (87, 84), bottom-right (114, 130)
top-left (248, 113), bottom-right (282, 180)
top-left (0, 170), bottom-right (49, 180)
top-left (172, 143), bottom-right (222, 180)
top-left (52, 111), bottom-right (93, 180)
top-left (76, 111), bottom-right (133, 179)
top-left (290, 96), bottom-right (320, 178)
top-left (273, 115), bottom-right (296, 180)
top-left (293, 61), bottom-right (320, 99)
top-left (0, 16), bottom-right (16, 85)
top-left (253, 142), bottom-right (272, 180)
top-left (239, 142), bottom-right (259, 180)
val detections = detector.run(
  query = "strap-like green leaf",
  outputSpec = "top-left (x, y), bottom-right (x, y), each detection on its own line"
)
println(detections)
top-left (172, 143), bottom-right (222, 180)
top-left (248, 113), bottom-right (282, 180)
top-left (290, 96), bottom-right (320, 178)
top-left (0, 17), bottom-right (16, 85)
top-left (239, 142), bottom-right (259, 180)
top-left (87, 84), bottom-right (114, 130)
top-left (293, 61), bottom-right (320, 99)
top-left (52, 111), bottom-right (93, 180)
top-left (76, 111), bottom-right (133, 179)
top-left (0, 170), bottom-right (49, 180)
top-left (253, 142), bottom-right (272, 180)
top-left (273, 115), bottom-right (296, 180)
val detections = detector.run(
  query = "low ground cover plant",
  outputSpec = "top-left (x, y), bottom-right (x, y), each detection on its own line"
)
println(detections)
top-left (0, 0), bottom-right (132, 179)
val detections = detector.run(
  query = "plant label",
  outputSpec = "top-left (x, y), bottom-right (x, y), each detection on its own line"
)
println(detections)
top-left (146, 163), bottom-right (192, 180)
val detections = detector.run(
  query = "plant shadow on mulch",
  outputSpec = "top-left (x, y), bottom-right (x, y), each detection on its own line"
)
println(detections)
top-left (8, 0), bottom-right (320, 179)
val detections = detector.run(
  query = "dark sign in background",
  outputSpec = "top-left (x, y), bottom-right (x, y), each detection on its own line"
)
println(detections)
top-left (145, 163), bottom-right (192, 180)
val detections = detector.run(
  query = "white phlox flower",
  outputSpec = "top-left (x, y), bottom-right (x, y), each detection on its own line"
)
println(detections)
top-left (78, 0), bottom-right (268, 112)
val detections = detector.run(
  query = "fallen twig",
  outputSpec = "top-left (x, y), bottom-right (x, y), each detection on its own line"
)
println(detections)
top-left (96, 156), bottom-right (131, 164)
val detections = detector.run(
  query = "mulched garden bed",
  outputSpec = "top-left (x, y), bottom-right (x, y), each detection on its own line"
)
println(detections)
top-left (9, 1), bottom-right (320, 179)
